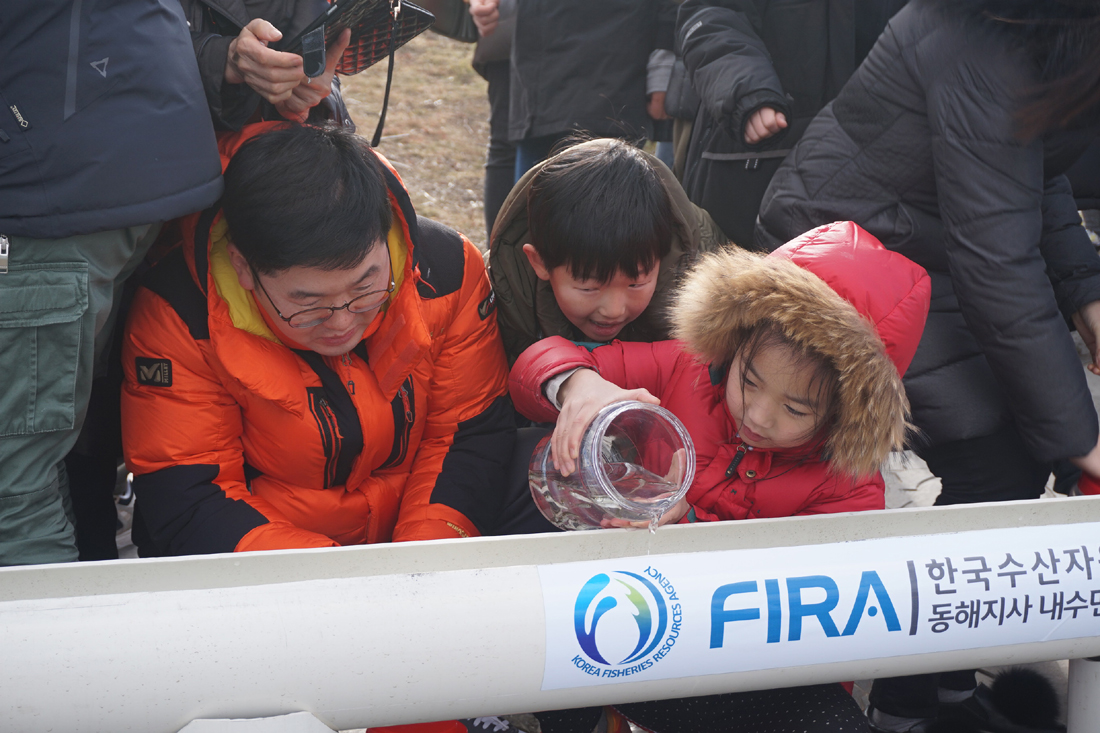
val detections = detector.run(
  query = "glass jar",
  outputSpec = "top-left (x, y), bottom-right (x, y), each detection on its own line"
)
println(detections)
top-left (528, 401), bottom-right (696, 530)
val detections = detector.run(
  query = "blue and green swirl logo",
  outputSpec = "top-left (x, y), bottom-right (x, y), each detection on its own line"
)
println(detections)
top-left (574, 571), bottom-right (669, 666)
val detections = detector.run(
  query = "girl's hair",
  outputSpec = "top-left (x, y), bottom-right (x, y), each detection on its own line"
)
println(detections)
top-left (730, 323), bottom-right (841, 446)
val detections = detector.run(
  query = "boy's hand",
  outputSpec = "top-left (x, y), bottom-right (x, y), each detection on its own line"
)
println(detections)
top-left (469, 0), bottom-right (500, 37)
top-left (274, 28), bottom-right (352, 122)
top-left (552, 369), bottom-right (660, 476)
top-left (647, 91), bottom-right (669, 121)
top-left (744, 106), bottom-right (787, 145)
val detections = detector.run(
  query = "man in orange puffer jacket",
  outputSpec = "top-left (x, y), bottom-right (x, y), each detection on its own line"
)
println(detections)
top-left (121, 122), bottom-right (544, 556)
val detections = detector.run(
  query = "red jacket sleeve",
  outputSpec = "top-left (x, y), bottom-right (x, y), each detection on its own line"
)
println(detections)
top-left (509, 337), bottom-right (689, 421)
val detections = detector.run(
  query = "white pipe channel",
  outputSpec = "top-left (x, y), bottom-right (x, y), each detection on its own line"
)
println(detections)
top-left (2, 498), bottom-right (1099, 732)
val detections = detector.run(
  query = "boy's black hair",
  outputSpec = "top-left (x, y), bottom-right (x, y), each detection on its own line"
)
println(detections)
top-left (526, 138), bottom-right (678, 283)
top-left (222, 124), bottom-right (393, 274)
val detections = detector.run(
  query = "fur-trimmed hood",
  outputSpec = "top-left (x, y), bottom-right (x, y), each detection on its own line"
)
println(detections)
top-left (672, 222), bottom-right (931, 477)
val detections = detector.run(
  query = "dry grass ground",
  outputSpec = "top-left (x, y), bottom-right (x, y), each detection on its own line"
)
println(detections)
top-left (340, 31), bottom-right (492, 247)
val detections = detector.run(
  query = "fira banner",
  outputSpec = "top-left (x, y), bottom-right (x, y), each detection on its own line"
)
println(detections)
top-left (537, 523), bottom-right (1100, 689)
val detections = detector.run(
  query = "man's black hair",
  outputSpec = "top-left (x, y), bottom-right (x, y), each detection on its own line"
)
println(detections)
top-left (222, 124), bottom-right (392, 274)
top-left (526, 139), bottom-right (679, 283)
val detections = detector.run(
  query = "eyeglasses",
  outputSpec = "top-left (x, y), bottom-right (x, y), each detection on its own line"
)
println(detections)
top-left (250, 248), bottom-right (395, 329)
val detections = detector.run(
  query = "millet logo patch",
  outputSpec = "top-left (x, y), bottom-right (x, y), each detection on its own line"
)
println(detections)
top-left (136, 357), bottom-right (173, 387)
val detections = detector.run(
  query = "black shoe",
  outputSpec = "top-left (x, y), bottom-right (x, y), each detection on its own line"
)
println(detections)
top-left (460, 718), bottom-right (520, 732)
top-left (867, 705), bottom-right (937, 733)
top-left (938, 685), bottom-right (1065, 733)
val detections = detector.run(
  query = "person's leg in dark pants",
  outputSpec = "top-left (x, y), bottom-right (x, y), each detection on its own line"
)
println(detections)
top-left (490, 427), bottom-right (559, 536)
top-left (514, 133), bottom-right (569, 183)
top-left (536, 707), bottom-right (604, 733)
top-left (483, 60), bottom-right (516, 240)
top-left (64, 446), bottom-right (121, 561)
top-left (869, 674), bottom-right (940, 722)
top-left (922, 422), bottom-right (1052, 506)
top-left (610, 685), bottom-right (868, 733)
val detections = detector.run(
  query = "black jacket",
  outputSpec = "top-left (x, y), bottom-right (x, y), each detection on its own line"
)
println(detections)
top-left (757, 0), bottom-right (1100, 461)
top-left (675, 0), bottom-right (905, 246)
top-left (1067, 140), bottom-right (1100, 211)
top-left (508, 0), bottom-right (677, 142)
top-left (178, 0), bottom-right (353, 131)
top-left (0, 0), bottom-right (222, 239)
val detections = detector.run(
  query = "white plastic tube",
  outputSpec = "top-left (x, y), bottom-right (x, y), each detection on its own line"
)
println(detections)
top-left (2, 498), bottom-right (1099, 733)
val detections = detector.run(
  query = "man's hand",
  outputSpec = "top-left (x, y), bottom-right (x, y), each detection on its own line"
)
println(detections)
top-left (1071, 434), bottom-right (1100, 483)
top-left (744, 106), bottom-right (787, 145)
top-left (469, 0), bottom-right (500, 37)
top-left (648, 91), bottom-right (669, 121)
top-left (225, 19), bottom-right (305, 103)
top-left (552, 369), bottom-right (660, 476)
top-left (275, 28), bottom-right (352, 122)
top-left (1072, 299), bottom-right (1100, 376)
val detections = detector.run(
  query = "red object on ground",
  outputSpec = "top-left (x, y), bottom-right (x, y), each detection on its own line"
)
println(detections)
top-left (1079, 472), bottom-right (1100, 495)
top-left (367, 723), bottom-right (467, 733)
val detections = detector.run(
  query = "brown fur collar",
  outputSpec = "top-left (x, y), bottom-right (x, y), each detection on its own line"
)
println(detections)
top-left (671, 247), bottom-right (911, 478)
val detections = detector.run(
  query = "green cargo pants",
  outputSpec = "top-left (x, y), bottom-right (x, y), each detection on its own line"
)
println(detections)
top-left (0, 224), bottom-right (157, 566)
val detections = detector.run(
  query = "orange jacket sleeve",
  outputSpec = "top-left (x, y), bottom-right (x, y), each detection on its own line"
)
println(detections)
top-left (391, 237), bottom-right (514, 542)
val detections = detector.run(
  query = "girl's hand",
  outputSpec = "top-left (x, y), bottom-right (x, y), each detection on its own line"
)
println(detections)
top-left (600, 449), bottom-right (690, 529)
top-left (552, 369), bottom-right (660, 476)
top-left (601, 498), bottom-right (691, 529)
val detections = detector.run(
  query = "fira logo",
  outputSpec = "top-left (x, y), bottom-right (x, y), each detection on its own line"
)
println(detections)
top-left (710, 572), bottom-right (901, 648)
top-left (572, 568), bottom-right (682, 678)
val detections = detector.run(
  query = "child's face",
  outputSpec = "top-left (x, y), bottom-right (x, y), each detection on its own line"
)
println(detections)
top-left (725, 343), bottom-right (822, 451)
top-left (546, 263), bottom-right (659, 342)
top-left (523, 242), bottom-right (660, 342)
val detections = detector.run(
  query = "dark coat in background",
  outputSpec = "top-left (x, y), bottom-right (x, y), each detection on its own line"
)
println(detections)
top-left (178, 0), bottom-right (353, 130)
top-left (1067, 139), bottom-right (1100, 212)
top-left (0, 0), bottom-right (222, 239)
top-left (508, 0), bottom-right (677, 143)
top-left (757, 0), bottom-right (1100, 462)
top-left (675, 0), bottom-right (905, 246)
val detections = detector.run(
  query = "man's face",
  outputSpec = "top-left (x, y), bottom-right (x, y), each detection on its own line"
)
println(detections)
top-left (522, 244), bottom-right (660, 342)
top-left (234, 241), bottom-right (393, 357)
